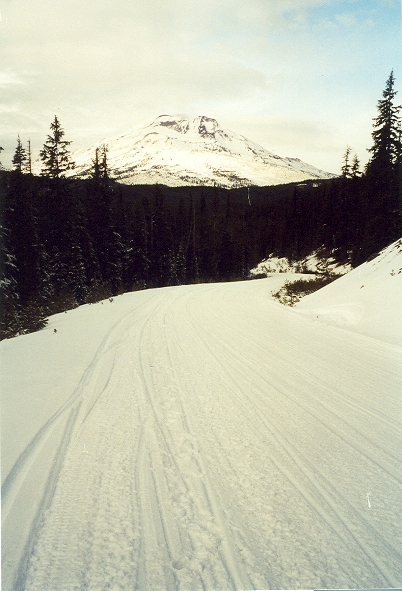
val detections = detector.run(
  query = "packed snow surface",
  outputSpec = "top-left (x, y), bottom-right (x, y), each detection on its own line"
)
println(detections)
top-left (66, 115), bottom-right (335, 188)
top-left (2, 250), bottom-right (402, 590)
top-left (297, 239), bottom-right (402, 346)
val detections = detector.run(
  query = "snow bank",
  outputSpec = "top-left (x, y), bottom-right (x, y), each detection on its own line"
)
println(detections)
top-left (296, 239), bottom-right (402, 345)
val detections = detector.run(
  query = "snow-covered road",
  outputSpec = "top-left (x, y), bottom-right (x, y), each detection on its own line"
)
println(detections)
top-left (2, 277), bottom-right (402, 590)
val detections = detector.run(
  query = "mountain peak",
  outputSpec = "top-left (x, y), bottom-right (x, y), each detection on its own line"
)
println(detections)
top-left (148, 114), bottom-right (221, 139)
top-left (194, 116), bottom-right (220, 138)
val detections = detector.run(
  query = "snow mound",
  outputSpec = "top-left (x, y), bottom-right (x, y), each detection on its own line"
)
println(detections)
top-left (296, 239), bottom-right (402, 345)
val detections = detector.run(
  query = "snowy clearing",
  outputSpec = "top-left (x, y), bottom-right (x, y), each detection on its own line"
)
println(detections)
top-left (1, 252), bottom-right (402, 590)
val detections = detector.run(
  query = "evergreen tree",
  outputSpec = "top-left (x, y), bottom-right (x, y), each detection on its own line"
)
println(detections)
top-left (91, 147), bottom-right (101, 182)
top-left (12, 135), bottom-right (27, 173)
top-left (365, 71), bottom-right (401, 249)
top-left (341, 145), bottom-right (352, 178)
top-left (20, 299), bottom-right (48, 334)
top-left (351, 153), bottom-right (361, 178)
top-left (366, 71), bottom-right (401, 180)
top-left (91, 144), bottom-right (110, 185)
top-left (100, 144), bottom-right (110, 182)
top-left (6, 172), bottom-right (41, 307)
top-left (0, 223), bottom-right (22, 339)
top-left (27, 140), bottom-right (32, 174)
top-left (40, 116), bottom-right (75, 178)
top-left (148, 185), bottom-right (173, 286)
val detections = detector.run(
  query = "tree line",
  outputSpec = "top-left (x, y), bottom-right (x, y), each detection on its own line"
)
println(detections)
top-left (0, 71), bottom-right (400, 339)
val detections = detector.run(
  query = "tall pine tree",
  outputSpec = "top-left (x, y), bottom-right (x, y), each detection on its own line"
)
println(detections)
top-left (91, 144), bottom-right (110, 185)
top-left (366, 71), bottom-right (401, 181)
top-left (341, 145), bottom-right (352, 178)
top-left (40, 116), bottom-right (75, 178)
top-left (27, 139), bottom-right (32, 175)
top-left (12, 135), bottom-right (27, 173)
top-left (365, 71), bottom-right (401, 249)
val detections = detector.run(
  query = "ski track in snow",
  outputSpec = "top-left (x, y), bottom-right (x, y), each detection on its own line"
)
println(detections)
top-left (2, 281), bottom-right (402, 590)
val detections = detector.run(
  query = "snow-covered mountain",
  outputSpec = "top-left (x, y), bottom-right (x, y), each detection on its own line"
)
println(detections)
top-left (70, 115), bottom-right (336, 187)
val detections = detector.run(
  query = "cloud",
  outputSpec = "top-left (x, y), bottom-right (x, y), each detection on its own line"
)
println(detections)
top-left (0, 70), bottom-right (25, 88)
top-left (218, 113), bottom-right (342, 172)
top-left (1, 0), bottom-right (273, 125)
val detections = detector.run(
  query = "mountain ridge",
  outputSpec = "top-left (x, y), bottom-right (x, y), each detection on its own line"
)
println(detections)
top-left (69, 114), bottom-right (336, 188)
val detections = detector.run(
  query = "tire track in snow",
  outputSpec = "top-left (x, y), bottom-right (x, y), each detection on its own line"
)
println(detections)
top-left (194, 287), bottom-right (402, 478)
top-left (131, 415), bottom-right (146, 591)
top-left (207, 284), bottom-right (402, 441)
top-left (166, 294), bottom-right (315, 587)
top-left (131, 325), bottom-right (183, 591)
top-left (211, 301), bottom-right (401, 584)
top-left (165, 292), bottom-right (292, 588)
top-left (216, 363), bottom-right (402, 588)
top-left (163, 294), bottom-right (256, 591)
top-left (19, 302), bottom-right (158, 591)
top-left (10, 402), bottom-right (82, 591)
top-left (172, 295), bottom-right (359, 585)
top-left (2, 303), bottom-right (150, 591)
top-left (20, 289), bottom-right (236, 591)
top-left (164, 291), bottom-right (254, 590)
top-left (218, 330), bottom-right (402, 479)
top-left (136, 338), bottom-right (183, 589)
top-left (182, 288), bottom-right (402, 588)
top-left (133, 289), bottom-right (252, 590)
top-left (136, 306), bottom-right (218, 589)
top-left (1, 298), bottom-right (153, 526)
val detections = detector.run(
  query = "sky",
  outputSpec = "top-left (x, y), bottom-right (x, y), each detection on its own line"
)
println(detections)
top-left (0, 0), bottom-right (400, 174)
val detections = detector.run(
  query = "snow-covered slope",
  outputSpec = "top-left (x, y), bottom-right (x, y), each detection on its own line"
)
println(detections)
top-left (297, 238), bottom-right (402, 345)
top-left (69, 115), bottom-right (336, 188)
top-left (2, 267), bottom-right (401, 590)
